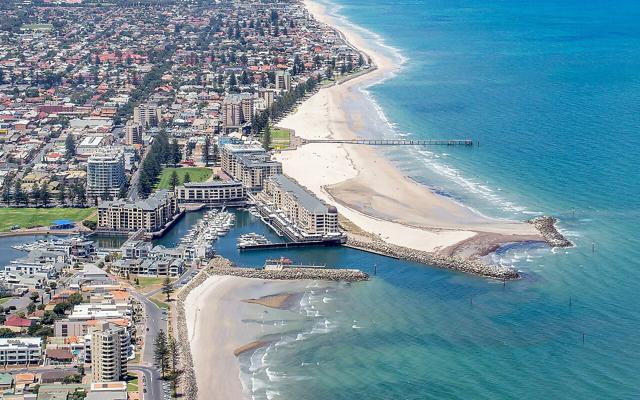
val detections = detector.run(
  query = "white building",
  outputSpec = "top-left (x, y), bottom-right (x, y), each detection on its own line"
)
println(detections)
top-left (87, 147), bottom-right (126, 200)
top-left (0, 338), bottom-right (42, 366)
top-left (175, 180), bottom-right (246, 205)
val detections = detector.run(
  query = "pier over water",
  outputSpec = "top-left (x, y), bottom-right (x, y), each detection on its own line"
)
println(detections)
top-left (302, 138), bottom-right (474, 146)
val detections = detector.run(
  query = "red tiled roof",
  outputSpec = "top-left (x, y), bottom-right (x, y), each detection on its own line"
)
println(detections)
top-left (4, 315), bottom-right (33, 328)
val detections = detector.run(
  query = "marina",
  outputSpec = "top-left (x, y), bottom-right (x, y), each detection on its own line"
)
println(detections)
top-left (176, 208), bottom-right (236, 260)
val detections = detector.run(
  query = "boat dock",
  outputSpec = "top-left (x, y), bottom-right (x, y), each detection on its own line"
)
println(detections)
top-left (302, 138), bottom-right (474, 146)
top-left (238, 239), bottom-right (343, 251)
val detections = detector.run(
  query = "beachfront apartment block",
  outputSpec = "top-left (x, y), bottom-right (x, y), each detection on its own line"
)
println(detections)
top-left (222, 93), bottom-right (254, 133)
top-left (174, 180), bottom-right (247, 205)
top-left (221, 144), bottom-right (282, 191)
top-left (87, 147), bottom-right (126, 200)
top-left (89, 322), bottom-right (130, 383)
top-left (260, 174), bottom-right (342, 242)
top-left (0, 338), bottom-right (42, 366)
top-left (97, 189), bottom-right (179, 234)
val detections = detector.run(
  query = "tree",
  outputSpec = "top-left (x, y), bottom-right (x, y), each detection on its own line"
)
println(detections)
top-left (228, 73), bottom-right (237, 87)
top-left (30, 292), bottom-right (39, 303)
top-left (40, 184), bottom-right (51, 206)
top-left (161, 277), bottom-right (174, 301)
top-left (27, 303), bottom-right (36, 314)
top-left (183, 172), bottom-right (191, 184)
top-left (65, 134), bottom-right (75, 159)
top-left (2, 175), bottom-right (12, 205)
top-left (203, 136), bottom-right (210, 166)
top-left (31, 182), bottom-right (41, 206)
top-left (0, 328), bottom-right (16, 338)
top-left (262, 122), bottom-right (272, 150)
top-left (170, 139), bottom-right (181, 165)
top-left (154, 330), bottom-right (169, 378)
top-left (169, 170), bottom-right (179, 190)
top-left (57, 181), bottom-right (66, 205)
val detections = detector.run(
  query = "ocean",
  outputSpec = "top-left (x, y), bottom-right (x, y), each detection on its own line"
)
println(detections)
top-left (233, 0), bottom-right (640, 398)
top-left (1, 1), bottom-right (638, 398)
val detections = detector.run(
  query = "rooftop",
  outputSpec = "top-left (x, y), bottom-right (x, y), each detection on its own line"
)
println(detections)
top-left (269, 174), bottom-right (335, 214)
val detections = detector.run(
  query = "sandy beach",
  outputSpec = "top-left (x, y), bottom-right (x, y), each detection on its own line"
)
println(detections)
top-left (184, 275), bottom-right (311, 400)
top-left (273, 0), bottom-right (543, 255)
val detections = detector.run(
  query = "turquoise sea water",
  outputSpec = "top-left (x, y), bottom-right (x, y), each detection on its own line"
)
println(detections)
top-left (1, 1), bottom-right (638, 398)
top-left (235, 1), bottom-right (640, 399)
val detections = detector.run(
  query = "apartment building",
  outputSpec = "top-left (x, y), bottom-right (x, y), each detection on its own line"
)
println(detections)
top-left (0, 338), bottom-right (42, 366)
top-left (261, 174), bottom-right (342, 242)
top-left (174, 180), bottom-right (246, 205)
top-left (87, 147), bottom-right (125, 200)
top-left (97, 189), bottom-right (178, 234)
top-left (222, 93), bottom-right (254, 133)
top-left (133, 103), bottom-right (160, 128)
top-left (275, 70), bottom-right (291, 92)
top-left (90, 322), bottom-right (129, 382)
top-left (124, 121), bottom-right (143, 146)
top-left (221, 144), bottom-right (282, 191)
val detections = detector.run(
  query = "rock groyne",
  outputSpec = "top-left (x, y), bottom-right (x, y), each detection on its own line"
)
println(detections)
top-left (346, 234), bottom-right (520, 280)
top-left (208, 264), bottom-right (368, 282)
top-left (529, 216), bottom-right (573, 248)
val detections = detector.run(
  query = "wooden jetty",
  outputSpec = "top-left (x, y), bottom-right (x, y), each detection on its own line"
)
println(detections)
top-left (302, 139), bottom-right (474, 146)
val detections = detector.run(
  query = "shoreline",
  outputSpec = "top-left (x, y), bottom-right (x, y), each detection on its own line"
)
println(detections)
top-left (179, 257), bottom-right (355, 400)
top-left (274, 0), bottom-right (569, 271)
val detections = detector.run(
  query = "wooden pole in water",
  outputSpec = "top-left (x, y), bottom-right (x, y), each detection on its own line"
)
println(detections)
top-left (582, 333), bottom-right (585, 345)
top-left (374, 264), bottom-right (377, 276)
top-left (569, 296), bottom-right (572, 307)
top-left (592, 242), bottom-right (596, 253)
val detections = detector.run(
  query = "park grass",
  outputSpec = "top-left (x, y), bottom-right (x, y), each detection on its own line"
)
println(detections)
top-left (0, 208), bottom-right (95, 232)
top-left (126, 372), bottom-right (139, 392)
top-left (155, 167), bottom-right (212, 190)
top-left (270, 128), bottom-right (291, 149)
top-left (150, 296), bottom-right (169, 310)
top-left (0, 297), bottom-right (14, 305)
top-left (135, 276), bottom-right (166, 288)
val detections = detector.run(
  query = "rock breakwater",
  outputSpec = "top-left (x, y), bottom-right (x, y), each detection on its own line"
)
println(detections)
top-left (208, 264), bottom-right (368, 282)
top-left (346, 233), bottom-right (520, 280)
top-left (529, 216), bottom-right (573, 248)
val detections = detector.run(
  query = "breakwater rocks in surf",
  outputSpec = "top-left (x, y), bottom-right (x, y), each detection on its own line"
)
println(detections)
top-left (529, 216), bottom-right (573, 248)
top-left (207, 261), bottom-right (368, 282)
top-left (346, 234), bottom-right (520, 280)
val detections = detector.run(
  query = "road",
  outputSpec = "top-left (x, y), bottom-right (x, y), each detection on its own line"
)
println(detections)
top-left (129, 264), bottom-right (198, 398)
top-left (128, 145), bottom-right (151, 201)
top-left (129, 364), bottom-right (163, 400)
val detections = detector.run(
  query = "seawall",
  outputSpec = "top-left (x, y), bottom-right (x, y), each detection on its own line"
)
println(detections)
top-left (345, 233), bottom-right (520, 280)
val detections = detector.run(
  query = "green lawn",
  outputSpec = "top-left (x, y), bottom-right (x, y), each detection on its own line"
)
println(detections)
top-left (155, 167), bottom-right (212, 189)
top-left (150, 297), bottom-right (169, 310)
top-left (135, 276), bottom-right (166, 288)
top-left (0, 297), bottom-right (15, 305)
top-left (271, 128), bottom-right (290, 149)
top-left (126, 372), bottom-right (139, 392)
top-left (0, 208), bottom-right (95, 232)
